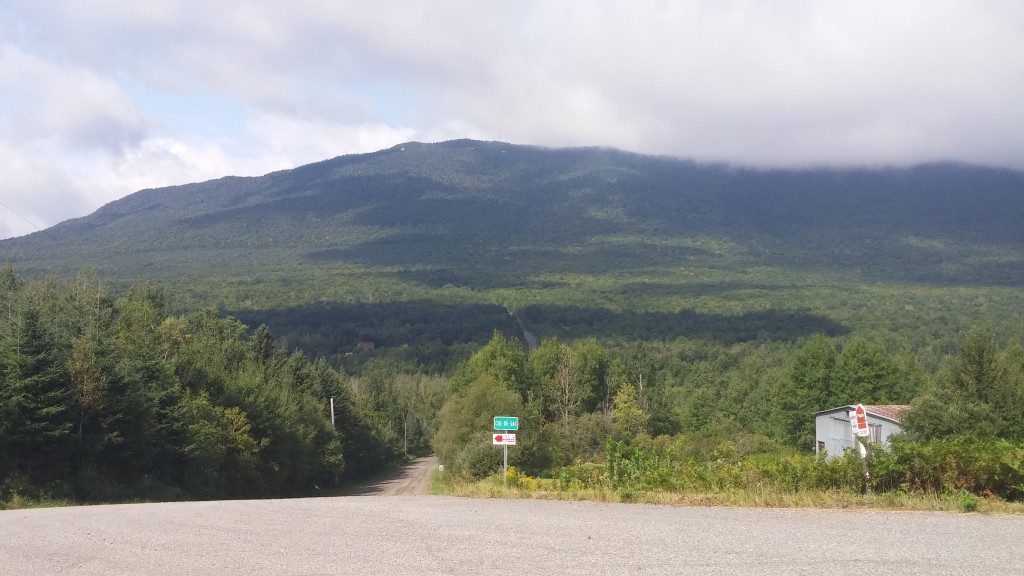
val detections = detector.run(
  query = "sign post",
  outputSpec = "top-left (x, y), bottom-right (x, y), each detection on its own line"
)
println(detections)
top-left (493, 416), bottom-right (519, 482)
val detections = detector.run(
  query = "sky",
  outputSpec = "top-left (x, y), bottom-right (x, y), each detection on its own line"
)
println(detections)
top-left (1, 1), bottom-right (1023, 239)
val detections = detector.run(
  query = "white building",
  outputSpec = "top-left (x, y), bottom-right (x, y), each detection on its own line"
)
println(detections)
top-left (814, 404), bottom-right (909, 458)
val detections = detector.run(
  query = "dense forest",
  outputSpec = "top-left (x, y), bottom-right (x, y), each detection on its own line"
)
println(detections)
top-left (3, 264), bottom-right (1024, 504)
top-left (0, 267), bottom-right (428, 502)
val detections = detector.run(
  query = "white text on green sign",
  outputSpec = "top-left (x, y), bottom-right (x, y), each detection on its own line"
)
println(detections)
top-left (494, 416), bottom-right (519, 430)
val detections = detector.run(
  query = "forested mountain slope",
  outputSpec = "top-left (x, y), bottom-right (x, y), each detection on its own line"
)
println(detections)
top-left (2, 140), bottom-right (1024, 363)
top-left (5, 140), bottom-right (1024, 283)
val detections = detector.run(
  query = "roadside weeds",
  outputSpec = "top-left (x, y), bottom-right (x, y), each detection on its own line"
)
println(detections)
top-left (435, 476), bottom-right (1024, 514)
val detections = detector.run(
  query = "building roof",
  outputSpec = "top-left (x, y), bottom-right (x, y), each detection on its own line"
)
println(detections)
top-left (863, 405), bottom-right (911, 423)
top-left (815, 404), bottom-right (911, 424)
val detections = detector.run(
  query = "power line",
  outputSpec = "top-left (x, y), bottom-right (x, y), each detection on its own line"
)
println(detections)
top-left (0, 199), bottom-right (42, 233)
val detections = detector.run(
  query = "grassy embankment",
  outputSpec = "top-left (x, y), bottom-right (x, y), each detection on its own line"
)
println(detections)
top-left (434, 472), bottom-right (1024, 514)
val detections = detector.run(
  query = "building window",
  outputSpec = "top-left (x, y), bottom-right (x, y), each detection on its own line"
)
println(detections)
top-left (869, 423), bottom-right (882, 444)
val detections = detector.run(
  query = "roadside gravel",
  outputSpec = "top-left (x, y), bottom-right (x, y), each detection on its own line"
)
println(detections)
top-left (2, 495), bottom-right (1022, 575)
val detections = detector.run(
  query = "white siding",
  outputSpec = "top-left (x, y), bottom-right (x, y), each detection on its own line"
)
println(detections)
top-left (814, 407), bottom-right (903, 459)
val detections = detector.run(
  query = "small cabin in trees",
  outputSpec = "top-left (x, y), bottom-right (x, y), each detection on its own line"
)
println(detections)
top-left (814, 404), bottom-right (910, 458)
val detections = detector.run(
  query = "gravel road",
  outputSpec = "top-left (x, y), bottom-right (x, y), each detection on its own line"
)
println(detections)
top-left (2, 495), bottom-right (1022, 575)
top-left (355, 456), bottom-right (437, 496)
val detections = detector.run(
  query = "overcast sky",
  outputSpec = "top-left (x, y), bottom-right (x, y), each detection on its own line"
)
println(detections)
top-left (2, 1), bottom-right (1023, 239)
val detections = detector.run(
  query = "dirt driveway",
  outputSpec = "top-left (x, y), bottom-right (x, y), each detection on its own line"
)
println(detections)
top-left (355, 455), bottom-right (438, 496)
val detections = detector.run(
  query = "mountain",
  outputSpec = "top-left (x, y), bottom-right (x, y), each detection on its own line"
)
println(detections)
top-left (3, 139), bottom-right (1024, 362)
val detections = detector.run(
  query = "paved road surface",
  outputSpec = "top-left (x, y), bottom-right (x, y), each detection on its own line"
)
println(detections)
top-left (2, 495), bottom-right (1022, 575)
top-left (355, 456), bottom-right (437, 496)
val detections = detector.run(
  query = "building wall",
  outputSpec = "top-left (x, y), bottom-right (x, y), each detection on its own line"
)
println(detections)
top-left (874, 418), bottom-right (903, 446)
top-left (816, 412), bottom-right (855, 458)
top-left (814, 408), bottom-right (902, 459)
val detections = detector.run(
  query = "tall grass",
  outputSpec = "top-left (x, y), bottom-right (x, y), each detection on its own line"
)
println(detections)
top-left (437, 437), bottom-right (1024, 514)
top-left (439, 474), bottom-right (1024, 514)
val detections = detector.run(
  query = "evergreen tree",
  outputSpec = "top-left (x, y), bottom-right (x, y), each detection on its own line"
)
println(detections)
top-left (94, 293), bottom-right (180, 484)
top-left (0, 307), bottom-right (76, 479)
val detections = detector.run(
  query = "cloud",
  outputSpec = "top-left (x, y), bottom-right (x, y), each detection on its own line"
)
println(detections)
top-left (0, 44), bottom-right (146, 238)
top-left (2, 1), bottom-right (1024, 238)
top-left (0, 41), bottom-right (245, 238)
top-left (0, 133), bottom-right (238, 239)
top-left (0, 45), bottom-right (147, 150)
top-left (245, 113), bottom-right (416, 165)
top-left (0, 140), bottom-right (84, 239)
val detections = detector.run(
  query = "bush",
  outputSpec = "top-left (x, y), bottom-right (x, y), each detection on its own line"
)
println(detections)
top-left (873, 437), bottom-right (1024, 499)
top-left (504, 466), bottom-right (540, 490)
top-left (958, 488), bottom-right (979, 512)
top-left (556, 461), bottom-right (606, 490)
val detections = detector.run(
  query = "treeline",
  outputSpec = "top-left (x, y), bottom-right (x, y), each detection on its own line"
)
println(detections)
top-left (0, 267), bottom-right (402, 503)
top-left (434, 327), bottom-right (1024, 499)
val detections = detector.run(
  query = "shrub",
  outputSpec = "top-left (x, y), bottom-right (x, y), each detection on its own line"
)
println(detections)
top-left (504, 466), bottom-right (540, 490)
top-left (876, 438), bottom-right (1024, 499)
top-left (556, 461), bottom-right (606, 491)
top-left (958, 488), bottom-right (979, 512)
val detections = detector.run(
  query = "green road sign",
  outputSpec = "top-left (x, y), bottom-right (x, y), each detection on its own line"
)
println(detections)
top-left (494, 416), bottom-right (519, 430)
